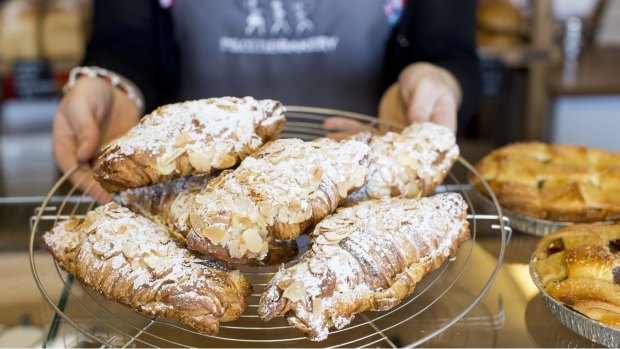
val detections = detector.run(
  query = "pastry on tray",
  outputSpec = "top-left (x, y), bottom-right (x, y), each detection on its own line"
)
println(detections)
top-left (258, 193), bottom-right (470, 341)
top-left (187, 137), bottom-right (370, 263)
top-left (471, 142), bottom-right (620, 222)
top-left (119, 175), bottom-right (298, 266)
top-left (43, 202), bottom-right (252, 335)
top-left (531, 223), bottom-right (620, 328)
top-left (94, 96), bottom-right (286, 192)
top-left (343, 122), bottom-right (459, 205)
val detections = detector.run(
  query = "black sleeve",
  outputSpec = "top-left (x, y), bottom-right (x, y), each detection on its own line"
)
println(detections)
top-left (82, 0), bottom-right (179, 113)
top-left (384, 0), bottom-right (481, 128)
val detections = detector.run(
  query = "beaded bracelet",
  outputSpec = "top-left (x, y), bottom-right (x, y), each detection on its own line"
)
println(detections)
top-left (63, 66), bottom-right (145, 113)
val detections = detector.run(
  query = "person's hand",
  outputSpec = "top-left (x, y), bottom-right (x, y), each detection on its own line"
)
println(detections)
top-left (52, 77), bottom-right (140, 203)
top-left (385, 62), bottom-right (461, 133)
top-left (323, 62), bottom-right (461, 138)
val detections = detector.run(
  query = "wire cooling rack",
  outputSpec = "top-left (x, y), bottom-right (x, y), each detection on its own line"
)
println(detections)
top-left (30, 106), bottom-right (511, 348)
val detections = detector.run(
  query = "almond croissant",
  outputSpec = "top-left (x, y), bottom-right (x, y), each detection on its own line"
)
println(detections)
top-left (43, 202), bottom-right (252, 335)
top-left (345, 122), bottom-right (459, 205)
top-left (94, 97), bottom-right (286, 192)
top-left (119, 175), bottom-right (299, 266)
top-left (258, 193), bottom-right (470, 341)
top-left (187, 138), bottom-right (370, 263)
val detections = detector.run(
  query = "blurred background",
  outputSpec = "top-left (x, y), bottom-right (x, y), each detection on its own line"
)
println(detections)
top-left (0, 0), bottom-right (618, 346)
top-left (0, 0), bottom-right (618, 199)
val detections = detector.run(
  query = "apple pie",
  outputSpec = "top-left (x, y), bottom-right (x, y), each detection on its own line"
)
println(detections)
top-left (94, 97), bottom-right (286, 192)
top-left (531, 223), bottom-right (620, 328)
top-left (472, 142), bottom-right (620, 222)
top-left (43, 202), bottom-right (252, 335)
top-left (258, 193), bottom-right (470, 341)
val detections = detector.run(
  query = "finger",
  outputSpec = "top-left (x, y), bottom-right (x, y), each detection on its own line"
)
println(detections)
top-left (378, 83), bottom-right (407, 129)
top-left (70, 164), bottom-right (113, 204)
top-left (323, 117), bottom-right (374, 133)
top-left (65, 101), bottom-right (102, 162)
top-left (52, 112), bottom-right (79, 175)
top-left (325, 131), bottom-right (358, 141)
top-left (405, 80), bottom-right (442, 125)
top-left (429, 93), bottom-right (458, 133)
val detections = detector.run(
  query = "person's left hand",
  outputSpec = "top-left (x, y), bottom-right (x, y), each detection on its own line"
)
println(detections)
top-left (323, 62), bottom-right (461, 139)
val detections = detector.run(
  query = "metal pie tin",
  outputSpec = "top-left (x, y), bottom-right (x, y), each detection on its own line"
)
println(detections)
top-left (529, 254), bottom-right (620, 348)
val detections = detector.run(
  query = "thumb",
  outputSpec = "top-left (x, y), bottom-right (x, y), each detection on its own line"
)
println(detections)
top-left (66, 102), bottom-right (102, 162)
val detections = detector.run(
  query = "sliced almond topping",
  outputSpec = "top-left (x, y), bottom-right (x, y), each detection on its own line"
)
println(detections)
top-left (188, 212), bottom-right (204, 231)
top-left (242, 228), bottom-right (263, 253)
top-left (310, 166), bottom-right (323, 188)
top-left (175, 131), bottom-right (193, 147)
top-left (188, 151), bottom-right (212, 172)
top-left (201, 226), bottom-right (226, 243)
top-left (117, 225), bottom-right (127, 235)
top-left (312, 298), bottom-right (323, 320)
top-left (215, 154), bottom-right (236, 169)
top-left (282, 280), bottom-right (305, 302)
top-left (308, 258), bottom-right (327, 275)
top-left (277, 277), bottom-right (294, 290)
top-left (232, 214), bottom-right (253, 228)
top-left (158, 162), bottom-right (176, 175)
top-left (277, 206), bottom-right (290, 222)
top-left (228, 239), bottom-right (241, 258)
top-left (337, 181), bottom-right (349, 198)
top-left (258, 202), bottom-right (275, 220)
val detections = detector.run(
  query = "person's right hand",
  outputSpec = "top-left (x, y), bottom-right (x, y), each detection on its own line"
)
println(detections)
top-left (52, 77), bottom-right (140, 203)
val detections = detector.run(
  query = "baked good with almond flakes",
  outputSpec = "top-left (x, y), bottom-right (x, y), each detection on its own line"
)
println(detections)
top-left (94, 97), bottom-right (286, 192)
top-left (258, 193), bottom-right (470, 341)
top-left (187, 137), bottom-right (370, 264)
top-left (531, 223), bottom-right (620, 328)
top-left (471, 142), bottom-right (620, 222)
top-left (119, 175), bottom-right (299, 266)
top-left (343, 122), bottom-right (459, 205)
top-left (43, 202), bottom-right (252, 335)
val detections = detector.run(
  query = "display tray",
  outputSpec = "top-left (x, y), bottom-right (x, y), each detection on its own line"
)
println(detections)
top-left (529, 254), bottom-right (620, 348)
top-left (30, 106), bottom-right (511, 348)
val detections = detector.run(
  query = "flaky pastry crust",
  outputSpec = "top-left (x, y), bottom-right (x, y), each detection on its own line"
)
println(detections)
top-left (258, 193), bottom-right (470, 341)
top-left (43, 202), bottom-right (252, 334)
top-left (94, 97), bottom-right (285, 192)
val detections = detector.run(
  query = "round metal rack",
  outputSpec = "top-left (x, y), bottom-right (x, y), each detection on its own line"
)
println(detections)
top-left (30, 106), bottom-right (511, 348)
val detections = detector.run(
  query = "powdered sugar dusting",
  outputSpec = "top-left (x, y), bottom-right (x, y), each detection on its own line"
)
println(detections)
top-left (96, 97), bottom-right (285, 190)
top-left (190, 138), bottom-right (370, 261)
top-left (119, 175), bottom-right (212, 239)
top-left (357, 122), bottom-right (459, 201)
top-left (258, 193), bottom-right (470, 341)
top-left (43, 202), bottom-right (250, 333)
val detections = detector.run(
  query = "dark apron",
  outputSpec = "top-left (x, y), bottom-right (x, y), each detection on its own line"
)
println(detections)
top-left (173, 0), bottom-right (402, 115)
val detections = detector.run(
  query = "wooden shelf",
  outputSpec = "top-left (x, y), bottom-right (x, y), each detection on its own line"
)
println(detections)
top-left (550, 46), bottom-right (620, 96)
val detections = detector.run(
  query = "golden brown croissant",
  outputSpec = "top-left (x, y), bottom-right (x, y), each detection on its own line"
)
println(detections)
top-left (187, 138), bottom-right (371, 263)
top-left (43, 202), bottom-right (252, 335)
top-left (94, 97), bottom-right (286, 192)
top-left (344, 122), bottom-right (459, 205)
top-left (119, 175), bottom-right (299, 266)
top-left (258, 193), bottom-right (470, 341)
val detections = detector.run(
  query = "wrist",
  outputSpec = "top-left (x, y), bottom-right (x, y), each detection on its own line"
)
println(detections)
top-left (64, 66), bottom-right (145, 115)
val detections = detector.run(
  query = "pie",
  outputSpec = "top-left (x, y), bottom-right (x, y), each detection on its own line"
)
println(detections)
top-left (531, 223), bottom-right (620, 328)
top-left (471, 142), bottom-right (620, 222)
